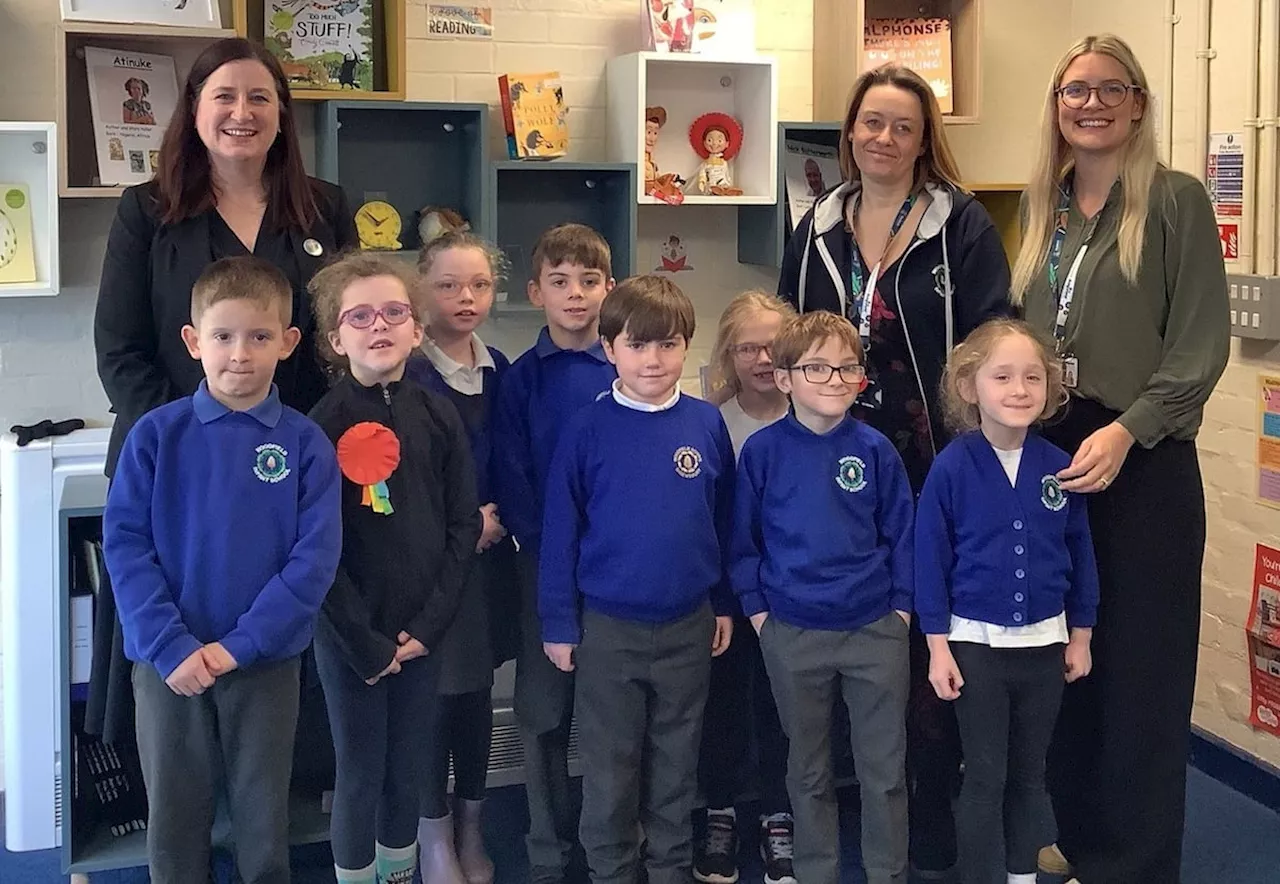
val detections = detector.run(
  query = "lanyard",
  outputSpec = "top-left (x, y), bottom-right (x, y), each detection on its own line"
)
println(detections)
top-left (1046, 182), bottom-right (1097, 349)
top-left (849, 193), bottom-right (916, 341)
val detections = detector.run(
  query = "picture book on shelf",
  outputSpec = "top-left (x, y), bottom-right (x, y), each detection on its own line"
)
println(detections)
top-left (84, 47), bottom-right (179, 187)
top-left (690, 0), bottom-right (756, 56)
top-left (266, 0), bottom-right (375, 92)
top-left (0, 183), bottom-right (37, 284)
top-left (864, 17), bottom-right (954, 113)
top-left (498, 72), bottom-right (568, 159)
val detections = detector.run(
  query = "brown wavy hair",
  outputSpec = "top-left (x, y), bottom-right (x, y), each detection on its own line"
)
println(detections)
top-left (941, 318), bottom-right (1067, 433)
top-left (154, 38), bottom-right (318, 231)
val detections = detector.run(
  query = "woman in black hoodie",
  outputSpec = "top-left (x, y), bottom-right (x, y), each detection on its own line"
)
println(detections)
top-left (777, 63), bottom-right (1012, 879)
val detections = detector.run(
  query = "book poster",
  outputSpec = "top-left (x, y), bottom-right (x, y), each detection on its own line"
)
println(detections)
top-left (501, 72), bottom-right (568, 159)
top-left (0, 184), bottom-right (37, 284)
top-left (428, 5), bottom-right (493, 39)
top-left (1259, 374), bottom-right (1280, 508)
top-left (864, 18), bottom-right (954, 113)
top-left (784, 140), bottom-right (840, 229)
top-left (645, 0), bottom-right (695, 53)
top-left (690, 0), bottom-right (756, 56)
top-left (83, 47), bottom-right (178, 186)
top-left (267, 0), bottom-right (374, 92)
top-left (1248, 544), bottom-right (1280, 735)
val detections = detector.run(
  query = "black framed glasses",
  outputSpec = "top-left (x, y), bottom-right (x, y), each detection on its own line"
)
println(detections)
top-left (1055, 79), bottom-right (1142, 109)
top-left (731, 342), bottom-right (774, 360)
top-left (337, 301), bottom-right (414, 330)
top-left (788, 363), bottom-right (866, 384)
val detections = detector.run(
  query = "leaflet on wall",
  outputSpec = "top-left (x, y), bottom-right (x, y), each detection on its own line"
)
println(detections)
top-left (1260, 373), bottom-right (1280, 508)
top-left (784, 140), bottom-right (840, 229)
top-left (1207, 131), bottom-right (1244, 219)
top-left (1247, 544), bottom-right (1280, 736)
top-left (83, 47), bottom-right (178, 187)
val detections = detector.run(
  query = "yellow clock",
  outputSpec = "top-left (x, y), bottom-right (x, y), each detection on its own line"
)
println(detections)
top-left (355, 200), bottom-right (403, 251)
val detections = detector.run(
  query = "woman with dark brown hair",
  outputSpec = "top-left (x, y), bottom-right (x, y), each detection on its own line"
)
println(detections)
top-left (95, 37), bottom-right (355, 482)
top-left (776, 64), bottom-right (1012, 881)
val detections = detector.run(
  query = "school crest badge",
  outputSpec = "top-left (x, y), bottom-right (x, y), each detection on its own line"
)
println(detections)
top-left (1041, 474), bottom-right (1067, 511)
top-left (254, 443), bottom-right (290, 483)
top-left (674, 445), bottom-right (703, 479)
top-left (836, 455), bottom-right (867, 493)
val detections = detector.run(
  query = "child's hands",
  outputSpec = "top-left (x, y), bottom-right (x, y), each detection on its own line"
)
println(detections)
top-left (750, 611), bottom-right (769, 635)
top-left (543, 642), bottom-right (576, 673)
top-left (395, 631), bottom-right (428, 663)
top-left (166, 648), bottom-right (216, 696)
top-left (1065, 629), bottom-right (1094, 682)
top-left (712, 616), bottom-right (733, 657)
top-left (477, 503), bottom-right (507, 553)
top-left (201, 642), bottom-right (238, 677)
top-left (365, 655), bottom-right (402, 686)
top-left (926, 637), bottom-right (964, 701)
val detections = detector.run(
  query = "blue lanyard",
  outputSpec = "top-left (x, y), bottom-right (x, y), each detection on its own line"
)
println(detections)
top-left (849, 193), bottom-right (916, 341)
top-left (1046, 181), bottom-right (1098, 347)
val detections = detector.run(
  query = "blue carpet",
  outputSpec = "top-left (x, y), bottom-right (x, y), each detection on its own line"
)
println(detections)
top-left (3, 768), bottom-right (1278, 882)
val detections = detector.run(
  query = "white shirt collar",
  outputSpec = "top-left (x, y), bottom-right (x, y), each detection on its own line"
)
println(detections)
top-left (421, 333), bottom-right (495, 377)
top-left (611, 378), bottom-right (681, 412)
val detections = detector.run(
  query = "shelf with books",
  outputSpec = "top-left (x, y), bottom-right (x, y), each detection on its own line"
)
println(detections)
top-left (486, 162), bottom-right (636, 312)
top-left (315, 101), bottom-right (488, 255)
top-left (736, 121), bottom-right (1022, 268)
top-left (231, 0), bottom-right (407, 102)
top-left (0, 123), bottom-right (60, 297)
top-left (605, 52), bottom-right (778, 206)
top-left (55, 22), bottom-right (236, 197)
top-left (813, 0), bottom-right (983, 124)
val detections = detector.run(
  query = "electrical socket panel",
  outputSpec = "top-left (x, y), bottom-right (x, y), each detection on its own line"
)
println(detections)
top-left (1227, 274), bottom-right (1280, 341)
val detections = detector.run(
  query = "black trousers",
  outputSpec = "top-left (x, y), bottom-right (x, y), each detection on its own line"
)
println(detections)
top-left (951, 642), bottom-right (1064, 884)
top-left (906, 621), bottom-right (962, 872)
top-left (132, 656), bottom-right (301, 884)
top-left (576, 604), bottom-right (714, 884)
top-left (698, 616), bottom-right (790, 815)
top-left (1044, 397), bottom-right (1204, 884)
top-left (313, 627), bottom-right (439, 870)
top-left (421, 689), bottom-right (494, 818)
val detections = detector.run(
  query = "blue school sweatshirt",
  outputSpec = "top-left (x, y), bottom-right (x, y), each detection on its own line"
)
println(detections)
top-left (492, 327), bottom-right (617, 550)
top-left (914, 430), bottom-right (1100, 636)
top-left (538, 391), bottom-right (736, 644)
top-left (103, 382), bottom-right (342, 679)
top-left (731, 413), bottom-right (915, 630)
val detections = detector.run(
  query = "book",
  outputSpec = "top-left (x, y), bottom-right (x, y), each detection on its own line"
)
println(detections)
top-left (83, 47), bottom-right (179, 186)
top-left (783, 141), bottom-right (841, 230)
top-left (498, 72), bottom-right (568, 160)
top-left (644, 0), bottom-right (695, 53)
top-left (0, 184), bottom-right (37, 284)
top-left (266, 0), bottom-right (374, 92)
top-left (863, 17), bottom-right (954, 114)
top-left (690, 0), bottom-right (756, 57)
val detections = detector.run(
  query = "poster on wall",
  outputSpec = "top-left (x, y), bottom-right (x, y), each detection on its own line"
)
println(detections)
top-left (1247, 544), bottom-right (1280, 735)
top-left (83, 47), bottom-right (179, 187)
top-left (427, 5), bottom-right (493, 39)
top-left (784, 140), bottom-right (840, 229)
top-left (863, 18), bottom-right (953, 113)
top-left (1207, 131), bottom-right (1244, 218)
top-left (1259, 373), bottom-right (1280, 508)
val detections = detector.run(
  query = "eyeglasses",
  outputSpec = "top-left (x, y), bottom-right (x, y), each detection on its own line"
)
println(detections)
top-left (337, 302), bottom-right (414, 330)
top-left (1055, 79), bottom-right (1141, 109)
top-left (731, 342), bottom-right (773, 360)
top-left (787, 363), bottom-right (866, 384)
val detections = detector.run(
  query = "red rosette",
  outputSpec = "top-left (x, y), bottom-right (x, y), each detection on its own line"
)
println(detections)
top-left (336, 421), bottom-right (401, 486)
top-left (689, 112), bottom-right (744, 160)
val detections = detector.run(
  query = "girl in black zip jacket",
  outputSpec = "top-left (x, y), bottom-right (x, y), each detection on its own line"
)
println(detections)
top-left (776, 64), bottom-right (1011, 879)
top-left (306, 252), bottom-right (481, 884)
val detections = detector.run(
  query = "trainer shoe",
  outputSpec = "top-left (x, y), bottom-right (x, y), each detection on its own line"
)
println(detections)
top-left (693, 807), bottom-right (739, 884)
top-left (759, 813), bottom-right (796, 884)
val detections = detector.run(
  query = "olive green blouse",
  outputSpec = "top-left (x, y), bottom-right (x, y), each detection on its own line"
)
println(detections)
top-left (1023, 168), bottom-right (1230, 449)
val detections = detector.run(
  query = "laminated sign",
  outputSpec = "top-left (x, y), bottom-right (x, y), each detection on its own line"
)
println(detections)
top-left (1247, 543), bottom-right (1280, 736)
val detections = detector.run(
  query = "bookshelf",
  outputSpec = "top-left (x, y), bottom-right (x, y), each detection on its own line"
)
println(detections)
top-left (813, 0), bottom-right (983, 124)
top-left (231, 0), bottom-right (407, 102)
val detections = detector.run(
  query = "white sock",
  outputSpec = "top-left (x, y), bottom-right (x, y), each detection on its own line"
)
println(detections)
top-left (1008, 873), bottom-right (1037, 884)
top-left (334, 859), bottom-right (376, 884)
top-left (708, 806), bottom-right (735, 818)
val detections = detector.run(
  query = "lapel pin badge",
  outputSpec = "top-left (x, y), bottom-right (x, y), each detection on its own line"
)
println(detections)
top-left (303, 238), bottom-right (323, 257)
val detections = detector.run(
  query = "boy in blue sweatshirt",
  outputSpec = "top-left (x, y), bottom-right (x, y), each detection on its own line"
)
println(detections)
top-left (731, 311), bottom-right (914, 884)
top-left (103, 256), bottom-right (342, 884)
top-left (540, 274), bottom-right (736, 884)
top-left (491, 223), bottom-right (617, 884)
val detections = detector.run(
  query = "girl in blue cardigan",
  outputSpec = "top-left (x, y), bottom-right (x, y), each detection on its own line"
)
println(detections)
top-left (914, 319), bottom-right (1099, 884)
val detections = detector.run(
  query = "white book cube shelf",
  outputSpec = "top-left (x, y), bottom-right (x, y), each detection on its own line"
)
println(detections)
top-left (606, 52), bottom-right (778, 206)
top-left (0, 122), bottom-right (60, 297)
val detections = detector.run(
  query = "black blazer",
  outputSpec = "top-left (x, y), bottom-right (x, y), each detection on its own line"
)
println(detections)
top-left (94, 178), bottom-right (356, 477)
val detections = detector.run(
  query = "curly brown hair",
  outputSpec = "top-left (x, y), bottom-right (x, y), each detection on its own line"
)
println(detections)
top-left (940, 318), bottom-right (1067, 434)
top-left (308, 251), bottom-right (421, 369)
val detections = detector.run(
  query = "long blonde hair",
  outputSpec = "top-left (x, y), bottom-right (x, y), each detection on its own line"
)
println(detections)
top-left (708, 291), bottom-right (796, 395)
top-left (838, 64), bottom-right (965, 191)
top-left (1011, 34), bottom-right (1162, 303)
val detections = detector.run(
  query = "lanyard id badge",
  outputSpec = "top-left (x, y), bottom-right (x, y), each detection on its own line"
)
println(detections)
top-left (1046, 181), bottom-right (1096, 389)
top-left (848, 193), bottom-right (917, 342)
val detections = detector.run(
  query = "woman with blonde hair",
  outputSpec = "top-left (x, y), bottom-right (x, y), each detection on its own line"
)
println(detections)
top-left (777, 63), bottom-right (1012, 879)
top-left (1014, 35), bottom-right (1228, 884)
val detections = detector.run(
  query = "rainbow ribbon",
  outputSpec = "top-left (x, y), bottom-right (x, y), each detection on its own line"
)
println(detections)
top-left (361, 480), bottom-right (394, 515)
